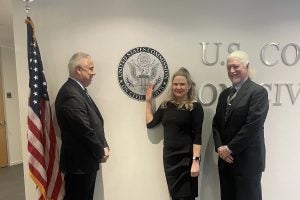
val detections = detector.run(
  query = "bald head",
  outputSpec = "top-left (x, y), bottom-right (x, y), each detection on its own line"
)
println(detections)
top-left (68, 52), bottom-right (91, 77)
top-left (68, 52), bottom-right (95, 87)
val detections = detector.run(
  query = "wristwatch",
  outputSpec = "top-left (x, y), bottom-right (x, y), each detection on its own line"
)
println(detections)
top-left (192, 156), bottom-right (201, 161)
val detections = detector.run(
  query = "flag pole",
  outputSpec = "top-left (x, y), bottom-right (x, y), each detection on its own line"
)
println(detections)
top-left (25, 4), bottom-right (64, 198)
top-left (23, 0), bottom-right (35, 17)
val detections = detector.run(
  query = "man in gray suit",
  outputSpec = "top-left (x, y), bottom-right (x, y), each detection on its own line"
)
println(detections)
top-left (55, 52), bottom-right (109, 200)
top-left (213, 50), bottom-right (269, 200)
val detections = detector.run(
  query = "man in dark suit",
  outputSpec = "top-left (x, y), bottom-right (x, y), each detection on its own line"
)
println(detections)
top-left (213, 50), bottom-right (269, 200)
top-left (55, 52), bottom-right (109, 200)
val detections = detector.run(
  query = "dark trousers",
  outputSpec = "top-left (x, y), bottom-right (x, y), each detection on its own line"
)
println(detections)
top-left (219, 167), bottom-right (262, 200)
top-left (63, 171), bottom-right (97, 200)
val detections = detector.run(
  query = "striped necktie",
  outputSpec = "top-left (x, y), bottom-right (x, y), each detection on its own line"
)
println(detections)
top-left (227, 87), bottom-right (236, 106)
top-left (84, 88), bottom-right (92, 102)
top-left (225, 87), bottom-right (236, 121)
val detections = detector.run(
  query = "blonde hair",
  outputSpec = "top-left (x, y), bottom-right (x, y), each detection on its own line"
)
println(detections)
top-left (162, 67), bottom-right (197, 110)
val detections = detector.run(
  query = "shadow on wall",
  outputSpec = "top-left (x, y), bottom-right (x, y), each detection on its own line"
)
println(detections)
top-left (94, 167), bottom-right (105, 200)
top-left (146, 100), bottom-right (164, 144)
top-left (199, 107), bottom-right (220, 200)
top-left (200, 133), bottom-right (220, 200)
top-left (147, 124), bottom-right (164, 144)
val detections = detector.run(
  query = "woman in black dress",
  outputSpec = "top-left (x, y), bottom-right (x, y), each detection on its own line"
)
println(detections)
top-left (146, 67), bottom-right (204, 200)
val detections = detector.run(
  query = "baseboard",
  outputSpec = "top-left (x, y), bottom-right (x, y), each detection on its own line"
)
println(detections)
top-left (9, 160), bottom-right (23, 166)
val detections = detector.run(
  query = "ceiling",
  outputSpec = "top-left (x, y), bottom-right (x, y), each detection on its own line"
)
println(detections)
top-left (0, 0), bottom-right (14, 48)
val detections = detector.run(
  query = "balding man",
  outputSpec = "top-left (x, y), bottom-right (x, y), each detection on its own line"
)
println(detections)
top-left (55, 52), bottom-right (109, 200)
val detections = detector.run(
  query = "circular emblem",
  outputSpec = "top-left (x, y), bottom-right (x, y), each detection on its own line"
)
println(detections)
top-left (118, 47), bottom-right (169, 101)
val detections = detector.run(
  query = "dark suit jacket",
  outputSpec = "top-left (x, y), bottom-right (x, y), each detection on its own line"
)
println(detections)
top-left (213, 79), bottom-right (269, 175)
top-left (55, 78), bottom-right (108, 174)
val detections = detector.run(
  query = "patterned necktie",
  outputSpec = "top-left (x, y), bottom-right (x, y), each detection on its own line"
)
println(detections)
top-left (227, 87), bottom-right (236, 105)
top-left (84, 88), bottom-right (92, 102)
top-left (225, 87), bottom-right (236, 121)
top-left (84, 89), bottom-right (100, 113)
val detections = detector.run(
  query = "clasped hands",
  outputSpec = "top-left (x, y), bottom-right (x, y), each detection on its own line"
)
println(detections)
top-left (218, 145), bottom-right (234, 163)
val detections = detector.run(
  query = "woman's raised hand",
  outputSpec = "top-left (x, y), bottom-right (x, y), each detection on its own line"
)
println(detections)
top-left (146, 84), bottom-right (154, 102)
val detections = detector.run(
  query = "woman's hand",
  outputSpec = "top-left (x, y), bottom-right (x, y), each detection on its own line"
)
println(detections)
top-left (191, 160), bottom-right (200, 177)
top-left (146, 84), bottom-right (154, 102)
top-left (145, 84), bottom-right (154, 123)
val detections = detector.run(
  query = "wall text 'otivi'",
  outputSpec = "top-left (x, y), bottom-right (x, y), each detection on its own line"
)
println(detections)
top-left (198, 83), bottom-right (300, 106)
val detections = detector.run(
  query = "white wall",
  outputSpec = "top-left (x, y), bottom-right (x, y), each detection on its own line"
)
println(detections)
top-left (12, 0), bottom-right (300, 200)
top-left (0, 46), bottom-right (22, 165)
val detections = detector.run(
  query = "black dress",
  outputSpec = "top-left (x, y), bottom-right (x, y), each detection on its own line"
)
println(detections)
top-left (147, 101), bottom-right (204, 199)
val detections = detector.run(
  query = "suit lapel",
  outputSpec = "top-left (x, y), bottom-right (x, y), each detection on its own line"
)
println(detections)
top-left (83, 91), bottom-right (103, 123)
top-left (225, 79), bottom-right (251, 123)
top-left (67, 78), bottom-right (104, 123)
top-left (88, 97), bottom-right (104, 122)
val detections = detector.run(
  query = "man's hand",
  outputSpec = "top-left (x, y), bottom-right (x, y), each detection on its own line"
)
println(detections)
top-left (101, 147), bottom-right (110, 163)
top-left (218, 145), bottom-right (234, 163)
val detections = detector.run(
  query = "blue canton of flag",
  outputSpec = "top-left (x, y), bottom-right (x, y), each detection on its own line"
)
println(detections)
top-left (27, 24), bottom-right (49, 115)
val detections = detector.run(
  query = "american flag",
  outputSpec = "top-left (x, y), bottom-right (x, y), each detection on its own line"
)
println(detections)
top-left (26, 17), bottom-right (64, 200)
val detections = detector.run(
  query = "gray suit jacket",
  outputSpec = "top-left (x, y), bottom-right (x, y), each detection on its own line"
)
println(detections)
top-left (213, 78), bottom-right (269, 175)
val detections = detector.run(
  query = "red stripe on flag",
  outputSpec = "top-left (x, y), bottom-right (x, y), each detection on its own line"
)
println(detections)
top-left (28, 141), bottom-right (46, 168)
top-left (51, 171), bottom-right (63, 199)
top-left (29, 163), bottom-right (47, 189)
top-left (28, 116), bottom-right (44, 142)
